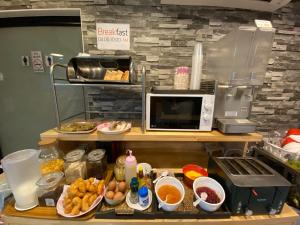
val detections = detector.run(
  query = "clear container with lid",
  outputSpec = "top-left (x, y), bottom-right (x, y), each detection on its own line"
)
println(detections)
top-left (38, 139), bottom-right (64, 175)
top-left (36, 172), bottom-right (64, 207)
top-left (114, 155), bottom-right (126, 181)
top-left (86, 149), bottom-right (107, 180)
top-left (64, 149), bottom-right (86, 184)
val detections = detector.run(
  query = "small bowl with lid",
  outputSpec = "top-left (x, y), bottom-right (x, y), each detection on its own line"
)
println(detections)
top-left (36, 171), bottom-right (64, 207)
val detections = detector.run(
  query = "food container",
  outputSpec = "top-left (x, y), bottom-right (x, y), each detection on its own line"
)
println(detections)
top-left (182, 164), bottom-right (208, 188)
top-left (36, 172), bottom-right (64, 207)
top-left (66, 56), bottom-right (136, 84)
top-left (38, 139), bottom-right (64, 175)
top-left (174, 67), bottom-right (189, 90)
top-left (87, 149), bottom-right (107, 180)
top-left (104, 193), bottom-right (126, 206)
top-left (193, 177), bottom-right (225, 212)
top-left (114, 155), bottom-right (126, 181)
top-left (154, 176), bottom-right (185, 212)
top-left (1, 149), bottom-right (40, 210)
top-left (64, 149), bottom-right (86, 184)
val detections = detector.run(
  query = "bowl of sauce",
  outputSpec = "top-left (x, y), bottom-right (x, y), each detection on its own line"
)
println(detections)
top-left (155, 176), bottom-right (185, 211)
top-left (193, 177), bottom-right (225, 212)
top-left (182, 164), bottom-right (208, 188)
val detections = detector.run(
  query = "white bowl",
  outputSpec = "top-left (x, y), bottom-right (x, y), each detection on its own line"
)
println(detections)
top-left (154, 176), bottom-right (185, 211)
top-left (193, 177), bottom-right (225, 212)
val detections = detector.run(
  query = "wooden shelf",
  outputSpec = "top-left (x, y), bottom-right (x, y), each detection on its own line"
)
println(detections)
top-left (3, 204), bottom-right (299, 225)
top-left (40, 127), bottom-right (263, 142)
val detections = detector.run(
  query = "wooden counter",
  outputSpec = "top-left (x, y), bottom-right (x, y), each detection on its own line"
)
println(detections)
top-left (3, 204), bottom-right (299, 225)
top-left (40, 127), bottom-right (263, 143)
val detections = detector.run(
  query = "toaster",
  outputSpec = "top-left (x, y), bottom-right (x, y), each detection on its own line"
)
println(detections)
top-left (208, 157), bottom-right (291, 215)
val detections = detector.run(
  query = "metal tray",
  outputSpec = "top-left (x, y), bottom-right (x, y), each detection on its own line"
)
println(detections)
top-left (95, 173), bottom-right (231, 219)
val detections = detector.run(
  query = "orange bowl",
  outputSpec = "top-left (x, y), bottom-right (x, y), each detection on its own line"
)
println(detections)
top-left (182, 164), bottom-right (208, 188)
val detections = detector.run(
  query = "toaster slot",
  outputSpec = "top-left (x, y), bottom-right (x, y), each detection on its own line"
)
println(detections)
top-left (234, 159), bottom-right (256, 175)
top-left (230, 159), bottom-right (249, 175)
top-left (221, 159), bottom-right (240, 175)
top-left (246, 159), bottom-right (273, 175)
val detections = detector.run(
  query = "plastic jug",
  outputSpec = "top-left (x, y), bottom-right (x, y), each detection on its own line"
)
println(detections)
top-left (125, 150), bottom-right (137, 187)
top-left (1, 149), bottom-right (41, 210)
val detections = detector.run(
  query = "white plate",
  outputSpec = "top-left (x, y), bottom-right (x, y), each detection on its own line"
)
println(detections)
top-left (56, 183), bottom-right (105, 218)
top-left (97, 122), bottom-right (131, 135)
top-left (125, 190), bottom-right (152, 211)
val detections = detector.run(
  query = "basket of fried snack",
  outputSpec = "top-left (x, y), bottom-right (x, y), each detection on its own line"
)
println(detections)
top-left (56, 177), bottom-right (105, 217)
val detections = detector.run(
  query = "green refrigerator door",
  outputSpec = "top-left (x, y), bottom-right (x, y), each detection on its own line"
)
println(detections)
top-left (0, 26), bottom-right (83, 156)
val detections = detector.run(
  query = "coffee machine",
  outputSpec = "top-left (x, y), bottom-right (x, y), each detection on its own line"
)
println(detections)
top-left (205, 25), bottom-right (275, 133)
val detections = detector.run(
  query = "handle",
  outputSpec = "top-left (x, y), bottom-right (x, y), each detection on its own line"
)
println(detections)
top-left (193, 198), bottom-right (202, 207)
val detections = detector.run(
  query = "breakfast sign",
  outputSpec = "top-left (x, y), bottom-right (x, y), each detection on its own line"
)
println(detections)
top-left (96, 23), bottom-right (130, 50)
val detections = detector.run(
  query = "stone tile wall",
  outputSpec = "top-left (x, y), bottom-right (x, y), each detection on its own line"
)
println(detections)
top-left (0, 0), bottom-right (299, 131)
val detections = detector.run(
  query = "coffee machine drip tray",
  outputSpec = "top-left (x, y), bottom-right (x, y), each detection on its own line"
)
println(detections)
top-left (217, 118), bottom-right (256, 134)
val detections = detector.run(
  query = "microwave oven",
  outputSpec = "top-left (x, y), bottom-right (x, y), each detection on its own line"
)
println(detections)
top-left (146, 91), bottom-right (215, 131)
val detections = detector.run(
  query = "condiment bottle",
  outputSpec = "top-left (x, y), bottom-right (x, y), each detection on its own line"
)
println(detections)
top-left (125, 150), bottom-right (137, 187)
top-left (137, 165), bottom-right (144, 188)
top-left (138, 186), bottom-right (149, 207)
top-left (114, 155), bottom-right (126, 181)
top-left (129, 177), bottom-right (139, 204)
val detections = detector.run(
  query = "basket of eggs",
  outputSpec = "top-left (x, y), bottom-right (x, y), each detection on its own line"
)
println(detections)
top-left (57, 177), bottom-right (105, 217)
top-left (104, 180), bottom-right (127, 206)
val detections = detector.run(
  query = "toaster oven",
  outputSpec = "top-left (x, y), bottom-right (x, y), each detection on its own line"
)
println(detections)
top-left (208, 157), bottom-right (291, 215)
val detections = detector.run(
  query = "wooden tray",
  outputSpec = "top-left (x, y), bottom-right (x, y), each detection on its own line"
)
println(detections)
top-left (95, 172), bottom-right (231, 219)
top-left (3, 170), bottom-right (113, 220)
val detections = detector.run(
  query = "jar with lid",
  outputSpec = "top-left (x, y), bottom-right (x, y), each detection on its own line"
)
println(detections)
top-left (114, 155), bottom-right (126, 181)
top-left (174, 67), bottom-right (190, 90)
top-left (38, 139), bottom-right (64, 175)
top-left (36, 171), bottom-right (64, 207)
top-left (86, 149), bottom-right (107, 180)
top-left (64, 149), bottom-right (86, 184)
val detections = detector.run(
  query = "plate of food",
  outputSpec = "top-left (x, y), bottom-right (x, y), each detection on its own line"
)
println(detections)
top-left (57, 122), bottom-right (97, 134)
top-left (56, 177), bottom-right (105, 217)
top-left (97, 121), bottom-right (131, 135)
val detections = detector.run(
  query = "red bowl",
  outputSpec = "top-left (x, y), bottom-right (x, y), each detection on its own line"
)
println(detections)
top-left (182, 164), bottom-right (208, 188)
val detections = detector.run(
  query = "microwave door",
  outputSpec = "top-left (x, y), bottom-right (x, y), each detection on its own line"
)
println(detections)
top-left (149, 96), bottom-right (202, 130)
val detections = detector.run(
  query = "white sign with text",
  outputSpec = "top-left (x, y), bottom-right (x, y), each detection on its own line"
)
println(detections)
top-left (96, 23), bottom-right (130, 50)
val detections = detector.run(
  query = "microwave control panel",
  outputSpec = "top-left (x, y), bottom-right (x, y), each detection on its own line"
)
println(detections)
top-left (199, 95), bottom-right (215, 131)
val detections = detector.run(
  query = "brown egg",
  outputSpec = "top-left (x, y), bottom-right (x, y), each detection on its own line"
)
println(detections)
top-left (118, 181), bottom-right (127, 193)
top-left (108, 180), bottom-right (116, 191)
top-left (105, 191), bottom-right (115, 199)
top-left (113, 192), bottom-right (124, 201)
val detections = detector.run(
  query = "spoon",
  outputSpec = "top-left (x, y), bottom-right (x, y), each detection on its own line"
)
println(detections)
top-left (193, 192), bottom-right (208, 207)
top-left (153, 171), bottom-right (168, 184)
top-left (158, 195), bottom-right (170, 209)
